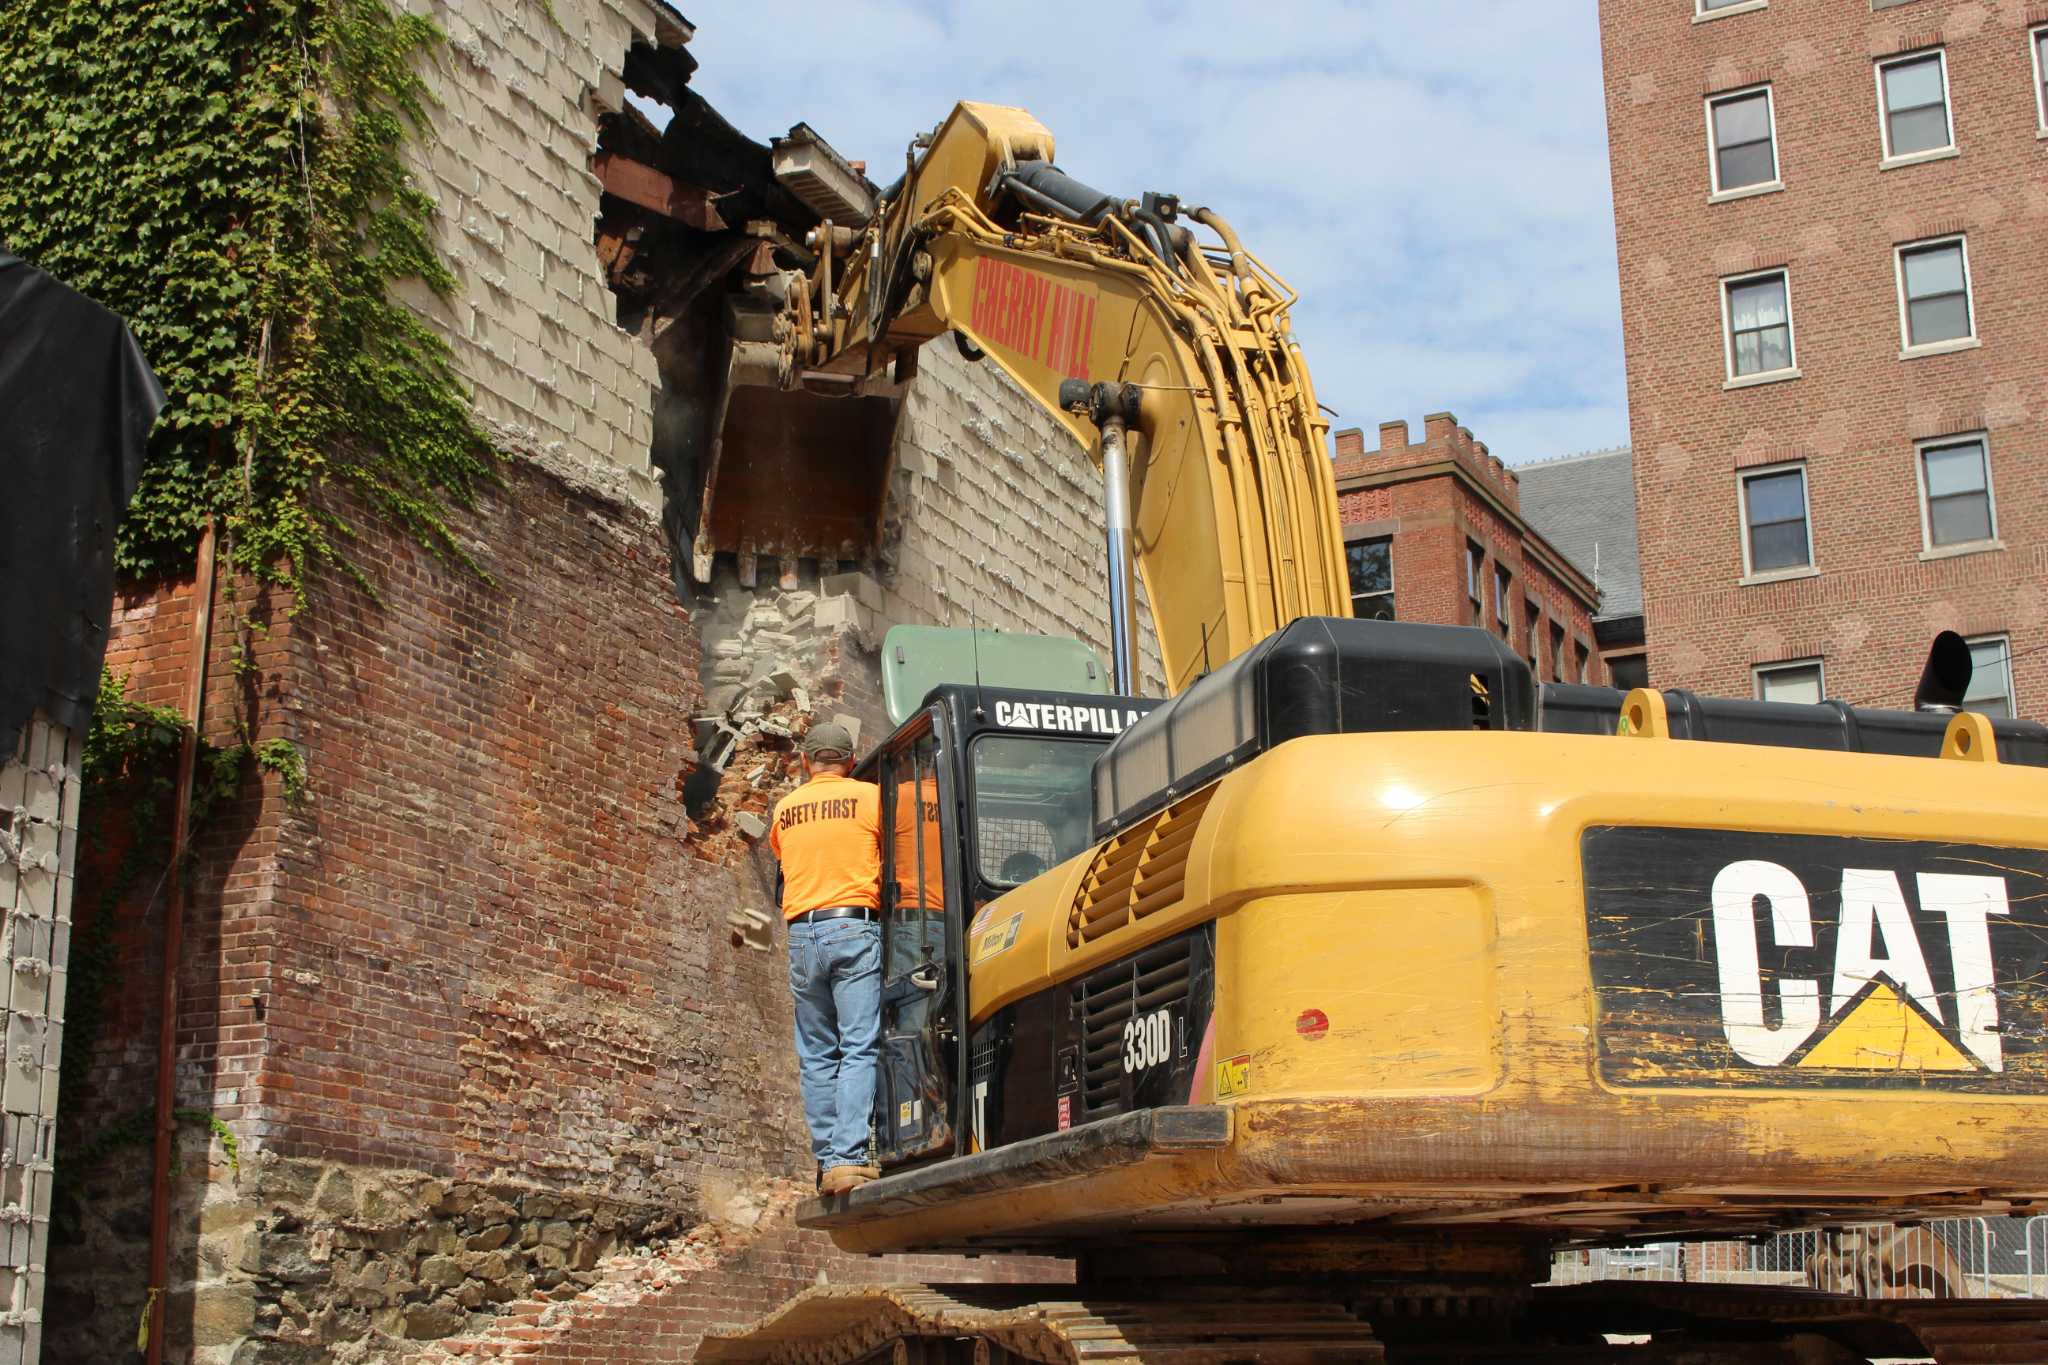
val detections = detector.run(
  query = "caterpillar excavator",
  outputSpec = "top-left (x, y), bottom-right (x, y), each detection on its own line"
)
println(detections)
top-left (691, 103), bottom-right (2048, 1362)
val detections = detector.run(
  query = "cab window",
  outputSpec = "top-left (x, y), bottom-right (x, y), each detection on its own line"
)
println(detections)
top-left (970, 736), bottom-right (1102, 893)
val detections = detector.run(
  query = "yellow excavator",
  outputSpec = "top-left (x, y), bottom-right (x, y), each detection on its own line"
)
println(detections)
top-left (694, 103), bottom-right (2048, 1362)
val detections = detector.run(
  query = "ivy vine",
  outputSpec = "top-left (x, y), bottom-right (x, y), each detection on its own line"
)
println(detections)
top-left (0, 0), bottom-right (495, 594)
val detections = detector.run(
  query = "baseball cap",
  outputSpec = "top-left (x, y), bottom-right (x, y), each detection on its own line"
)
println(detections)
top-left (802, 721), bottom-right (855, 760)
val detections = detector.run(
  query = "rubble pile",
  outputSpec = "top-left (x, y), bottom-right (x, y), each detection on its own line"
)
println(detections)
top-left (681, 570), bottom-right (884, 946)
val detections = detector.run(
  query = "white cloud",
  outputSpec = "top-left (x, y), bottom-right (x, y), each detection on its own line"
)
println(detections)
top-left (682, 0), bottom-right (1625, 463)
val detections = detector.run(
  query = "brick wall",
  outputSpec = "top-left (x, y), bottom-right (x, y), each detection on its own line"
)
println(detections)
top-left (55, 448), bottom-right (1104, 1361)
top-left (1601, 0), bottom-right (2048, 712)
top-left (1332, 415), bottom-right (1607, 684)
top-left (43, 4), bottom-right (1175, 1356)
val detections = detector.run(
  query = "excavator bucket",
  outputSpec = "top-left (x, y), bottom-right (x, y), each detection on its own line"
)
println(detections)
top-left (593, 52), bottom-right (903, 589)
top-left (685, 123), bottom-right (903, 586)
top-left (690, 371), bottom-right (901, 584)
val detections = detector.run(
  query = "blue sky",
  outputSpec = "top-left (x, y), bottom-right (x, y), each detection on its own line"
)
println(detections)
top-left (675, 2), bottom-right (1627, 464)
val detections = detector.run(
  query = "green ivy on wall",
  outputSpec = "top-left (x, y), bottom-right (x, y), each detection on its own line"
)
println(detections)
top-left (0, 0), bottom-right (495, 593)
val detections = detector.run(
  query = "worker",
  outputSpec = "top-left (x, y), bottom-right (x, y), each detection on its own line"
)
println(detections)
top-left (769, 720), bottom-right (883, 1197)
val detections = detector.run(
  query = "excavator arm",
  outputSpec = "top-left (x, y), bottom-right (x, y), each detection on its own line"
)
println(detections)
top-left (732, 102), bottom-right (1350, 693)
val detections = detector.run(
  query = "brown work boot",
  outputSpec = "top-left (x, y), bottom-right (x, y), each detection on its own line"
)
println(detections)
top-left (819, 1164), bottom-right (880, 1196)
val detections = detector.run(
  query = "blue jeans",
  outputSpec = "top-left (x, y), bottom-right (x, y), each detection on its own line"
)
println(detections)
top-left (787, 918), bottom-right (882, 1169)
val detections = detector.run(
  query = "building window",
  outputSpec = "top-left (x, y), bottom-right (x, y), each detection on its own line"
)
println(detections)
top-left (1755, 659), bottom-right (1824, 705)
top-left (1609, 653), bottom-right (1646, 692)
top-left (1698, 0), bottom-right (1758, 11)
top-left (1346, 538), bottom-right (1395, 620)
top-left (1722, 270), bottom-right (1795, 379)
top-left (1876, 51), bottom-right (1954, 161)
top-left (1965, 635), bottom-right (2014, 719)
top-left (1917, 435), bottom-right (1996, 549)
top-left (1739, 463), bottom-right (1812, 575)
top-left (1550, 622), bottom-right (1567, 682)
top-left (1466, 541), bottom-right (1485, 626)
top-left (1578, 642), bottom-right (1599, 686)
top-left (1707, 87), bottom-right (1778, 194)
top-left (1525, 598), bottom-right (1541, 672)
top-left (1896, 237), bottom-right (1974, 350)
top-left (1494, 566), bottom-right (1513, 641)
top-left (2034, 27), bottom-right (2048, 133)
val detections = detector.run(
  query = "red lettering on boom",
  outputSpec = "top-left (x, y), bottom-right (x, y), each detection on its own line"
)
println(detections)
top-left (968, 258), bottom-right (1091, 380)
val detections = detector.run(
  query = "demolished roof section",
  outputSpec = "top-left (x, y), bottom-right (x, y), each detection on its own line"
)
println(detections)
top-left (590, 38), bottom-right (901, 592)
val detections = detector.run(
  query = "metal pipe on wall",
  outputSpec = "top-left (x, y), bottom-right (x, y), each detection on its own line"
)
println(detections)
top-left (144, 517), bottom-right (217, 1364)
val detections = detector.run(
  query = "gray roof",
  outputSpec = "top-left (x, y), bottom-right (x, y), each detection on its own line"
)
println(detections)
top-left (1515, 447), bottom-right (1641, 621)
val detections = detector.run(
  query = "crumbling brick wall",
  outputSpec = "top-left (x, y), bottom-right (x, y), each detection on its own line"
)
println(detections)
top-left (54, 451), bottom-right (1091, 1363)
top-left (46, 4), bottom-right (1168, 1359)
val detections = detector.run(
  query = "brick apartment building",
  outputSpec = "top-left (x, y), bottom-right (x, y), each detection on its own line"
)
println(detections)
top-left (1600, 0), bottom-right (2047, 717)
top-left (1334, 415), bottom-right (1607, 685)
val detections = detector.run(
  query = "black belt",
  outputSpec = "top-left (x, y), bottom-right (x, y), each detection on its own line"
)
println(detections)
top-left (790, 906), bottom-right (879, 925)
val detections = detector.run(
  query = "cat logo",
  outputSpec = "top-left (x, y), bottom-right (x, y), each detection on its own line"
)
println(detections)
top-left (1710, 860), bottom-right (2004, 1073)
top-left (1583, 827), bottom-right (2048, 1094)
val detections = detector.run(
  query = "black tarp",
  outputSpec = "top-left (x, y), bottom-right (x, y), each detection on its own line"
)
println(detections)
top-left (0, 251), bottom-right (163, 758)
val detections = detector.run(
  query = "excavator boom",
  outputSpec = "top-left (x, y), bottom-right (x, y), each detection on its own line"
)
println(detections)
top-left (725, 102), bottom-right (1349, 694)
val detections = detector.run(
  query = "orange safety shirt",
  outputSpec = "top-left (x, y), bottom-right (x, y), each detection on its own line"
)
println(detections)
top-left (768, 771), bottom-right (882, 919)
top-left (893, 774), bottom-right (945, 910)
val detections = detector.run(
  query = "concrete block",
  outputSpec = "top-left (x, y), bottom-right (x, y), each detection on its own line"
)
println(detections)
top-left (814, 596), bottom-right (872, 634)
top-left (1, 1065), bottom-right (37, 1119)
top-left (819, 572), bottom-right (883, 612)
top-left (6, 975), bottom-right (42, 1025)
top-left (733, 812), bottom-right (767, 842)
top-left (19, 775), bottom-right (54, 827)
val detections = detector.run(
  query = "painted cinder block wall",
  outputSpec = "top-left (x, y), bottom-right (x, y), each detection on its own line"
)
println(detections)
top-left (1600, 0), bottom-right (2048, 712)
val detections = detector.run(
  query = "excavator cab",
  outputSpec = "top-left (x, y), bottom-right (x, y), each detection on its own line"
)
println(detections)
top-left (855, 677), bottom-right (1159, 1167)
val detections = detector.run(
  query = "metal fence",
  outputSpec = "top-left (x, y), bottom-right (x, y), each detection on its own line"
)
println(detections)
top-left (1550, 1217), bottom-right (2048, 1300)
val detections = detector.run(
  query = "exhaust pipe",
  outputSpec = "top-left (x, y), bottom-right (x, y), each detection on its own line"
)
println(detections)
top-left (1914, 630), bottom-right (1974, 713)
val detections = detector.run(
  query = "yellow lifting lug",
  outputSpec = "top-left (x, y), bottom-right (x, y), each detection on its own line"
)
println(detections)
top-left (1614, 687), bottom-right (1670, 740)
top-left (1941, 710), bottom-right (2001, 764)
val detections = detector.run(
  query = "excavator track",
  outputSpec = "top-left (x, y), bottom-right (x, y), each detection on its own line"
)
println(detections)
top-left (698, 1280), bottom-right (2048, 1364)
top-left (693, 1285), bottom-right (1386, 1363)
top-left (1533, 1282), bottom-right (2048, 1364)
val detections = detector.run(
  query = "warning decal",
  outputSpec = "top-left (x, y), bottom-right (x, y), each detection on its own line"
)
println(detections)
top-left (1584, 826), bottom-right (2048, 1093)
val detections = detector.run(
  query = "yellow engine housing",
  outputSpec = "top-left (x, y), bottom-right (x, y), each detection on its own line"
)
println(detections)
top-left (821, 727), bottom-right (2048, 1255)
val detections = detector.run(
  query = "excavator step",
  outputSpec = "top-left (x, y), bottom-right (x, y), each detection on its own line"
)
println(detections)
top-left (694, 1284), bottom-right (1385, 1363)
